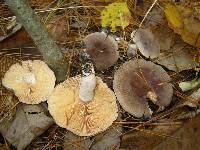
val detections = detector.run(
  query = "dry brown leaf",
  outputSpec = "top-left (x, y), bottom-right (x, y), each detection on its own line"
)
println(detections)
top-left (0, 104), bottom-right (54, 150)
top-left (121, 120), bottom-right (182, 150)
top-left (144, 7), bottom-right (165, 28)
top-left (46, 15), bottom-right (69, 43)
top-left (64, 131), bottom-right (92, 150)
top-left (121, 111), bottom-right (200, 150)
top-left (153, 114), bottom-right (200, 150)
top-left (156, 38), bottom-right (198, 72)
top-left (164, 3), bottom-right (200, 48)
top-left (0, 28), bottom-right (34, 50)
top-left (64, 125), bottom-right (122, 150)
top-left (127, 0), bottom-right (155, 26)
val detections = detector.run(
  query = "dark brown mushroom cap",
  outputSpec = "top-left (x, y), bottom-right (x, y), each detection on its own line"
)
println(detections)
top-left (132, 28), bottom-right (160, 59)
top-left (113, 59), bottom-right (173, 118)
top-left (84, 32), bottom-right (119, 70)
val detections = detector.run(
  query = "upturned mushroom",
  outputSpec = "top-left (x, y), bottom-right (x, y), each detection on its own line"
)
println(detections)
top-left (48, 52), bottom-right (118, 136)
top-left (131, 28), bottom-right (160, 59)
top-left (84, 32), bottom-right (119, 70)
top-left (113, 59), bottom-right (173, 118)
top-left (2, 60), bottom-right (56, 104)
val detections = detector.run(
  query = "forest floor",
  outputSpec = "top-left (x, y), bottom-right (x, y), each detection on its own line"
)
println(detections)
top-left (0, 0), bottom-right (200, 150)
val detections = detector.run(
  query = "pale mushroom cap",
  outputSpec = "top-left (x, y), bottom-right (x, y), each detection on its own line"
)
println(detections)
top-left (84, 32), bottom-right (119, 70)
top-left (132, 28), bottom-right (160, 59)
top-left (2, 60), bottom-right (56, 104)
top-left (48, 75), bottom-right (118, 136)
top-left (113, 59), bottom-right (173, 118)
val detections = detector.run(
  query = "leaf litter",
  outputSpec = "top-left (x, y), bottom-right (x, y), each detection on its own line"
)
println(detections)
top-left (0, 0), bottom-right (200, 150)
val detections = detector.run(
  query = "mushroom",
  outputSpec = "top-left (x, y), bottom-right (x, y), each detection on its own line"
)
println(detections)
top-left (84, 32), bottom-right (119, 70)
top-left (127, 43), bottom-right (137, 57)
top-left (48, 52), bottom-right (118, 136)
top-left (2, 60), bottom-right (56, 104)
top-left (113, 59), bottom-right (173, 118)
top-left (131, 28), bottom-right (160, 59)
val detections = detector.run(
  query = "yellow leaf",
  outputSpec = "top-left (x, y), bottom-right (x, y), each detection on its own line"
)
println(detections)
top-left (164, 3), bottom-right (200, 48)
top-left (164, 3), bottom-right (183, 30)
top-left (101, 2), bottom-right (131, 32)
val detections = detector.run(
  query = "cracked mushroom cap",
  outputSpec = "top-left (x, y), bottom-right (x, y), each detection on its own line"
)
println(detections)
top-left (2, 60), bottom-right (56, 104)
top-left (131, 28), bottom-right (160, 59)
top-left (84, 32), bottom-right (119, 70)
top-left (48, 75), bottom-right (118, 136)
top-left (113, 59), bottom-right (173, 118)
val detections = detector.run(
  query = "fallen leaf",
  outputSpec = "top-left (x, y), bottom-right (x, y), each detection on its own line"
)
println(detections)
top-left (121, 119), bottom-right (182, 150)
top-left (64, 125), bottom-right (122, 150)
top-left (101, 2), bottom-right (132, 32)
top-left (46, 15), bottom-right (70, 43)
top-left (0, 104), bottom-right (54, 150)
top-left (164, 3), bottom-right (183, 30)
top-left (64, 131), bottom-right (92, 150)
top-left (0, 28), bottom-right (35, 50)
top-left (144, 7), bottom-right (165, 28)
top-left (127, 0), bottom-right (157, 26)
top-left (91, 125), bottom-right (122, 150)
top-left (153, 114), bottom-right (200, 150)
top-left (164, 3), bottom-right (200, 48)
top-left (156, 38), bottom-right (198, 72)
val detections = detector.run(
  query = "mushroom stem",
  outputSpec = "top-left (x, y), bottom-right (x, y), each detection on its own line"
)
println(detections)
top-left (79, 52), bottom-right (96, 102)
top-left (23, 73), bottom-right (36, 84)
top-left (146, 91), bottom-right (157, 104)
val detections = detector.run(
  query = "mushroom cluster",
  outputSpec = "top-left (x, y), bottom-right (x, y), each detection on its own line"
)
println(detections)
top-left (84, 32), bottom-right (119, 70)
top-left (48, 52), bottom-right (118, 136)
top-left (2, 60), bottom-right (56, 104)
top-left (1, 30), bottom-right (174, 138)
top-left (113, 59), bottom-right (173, 118)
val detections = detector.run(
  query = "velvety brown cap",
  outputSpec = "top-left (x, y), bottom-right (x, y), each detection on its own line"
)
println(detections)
top-left (113, 59), bottom-right (173, 118)
top-left (84, 32), bottom-right (119, 70)
top-left (2, 60), bottom-right (56, 104)
top-left (48, 75), bottom-right (118, 136)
